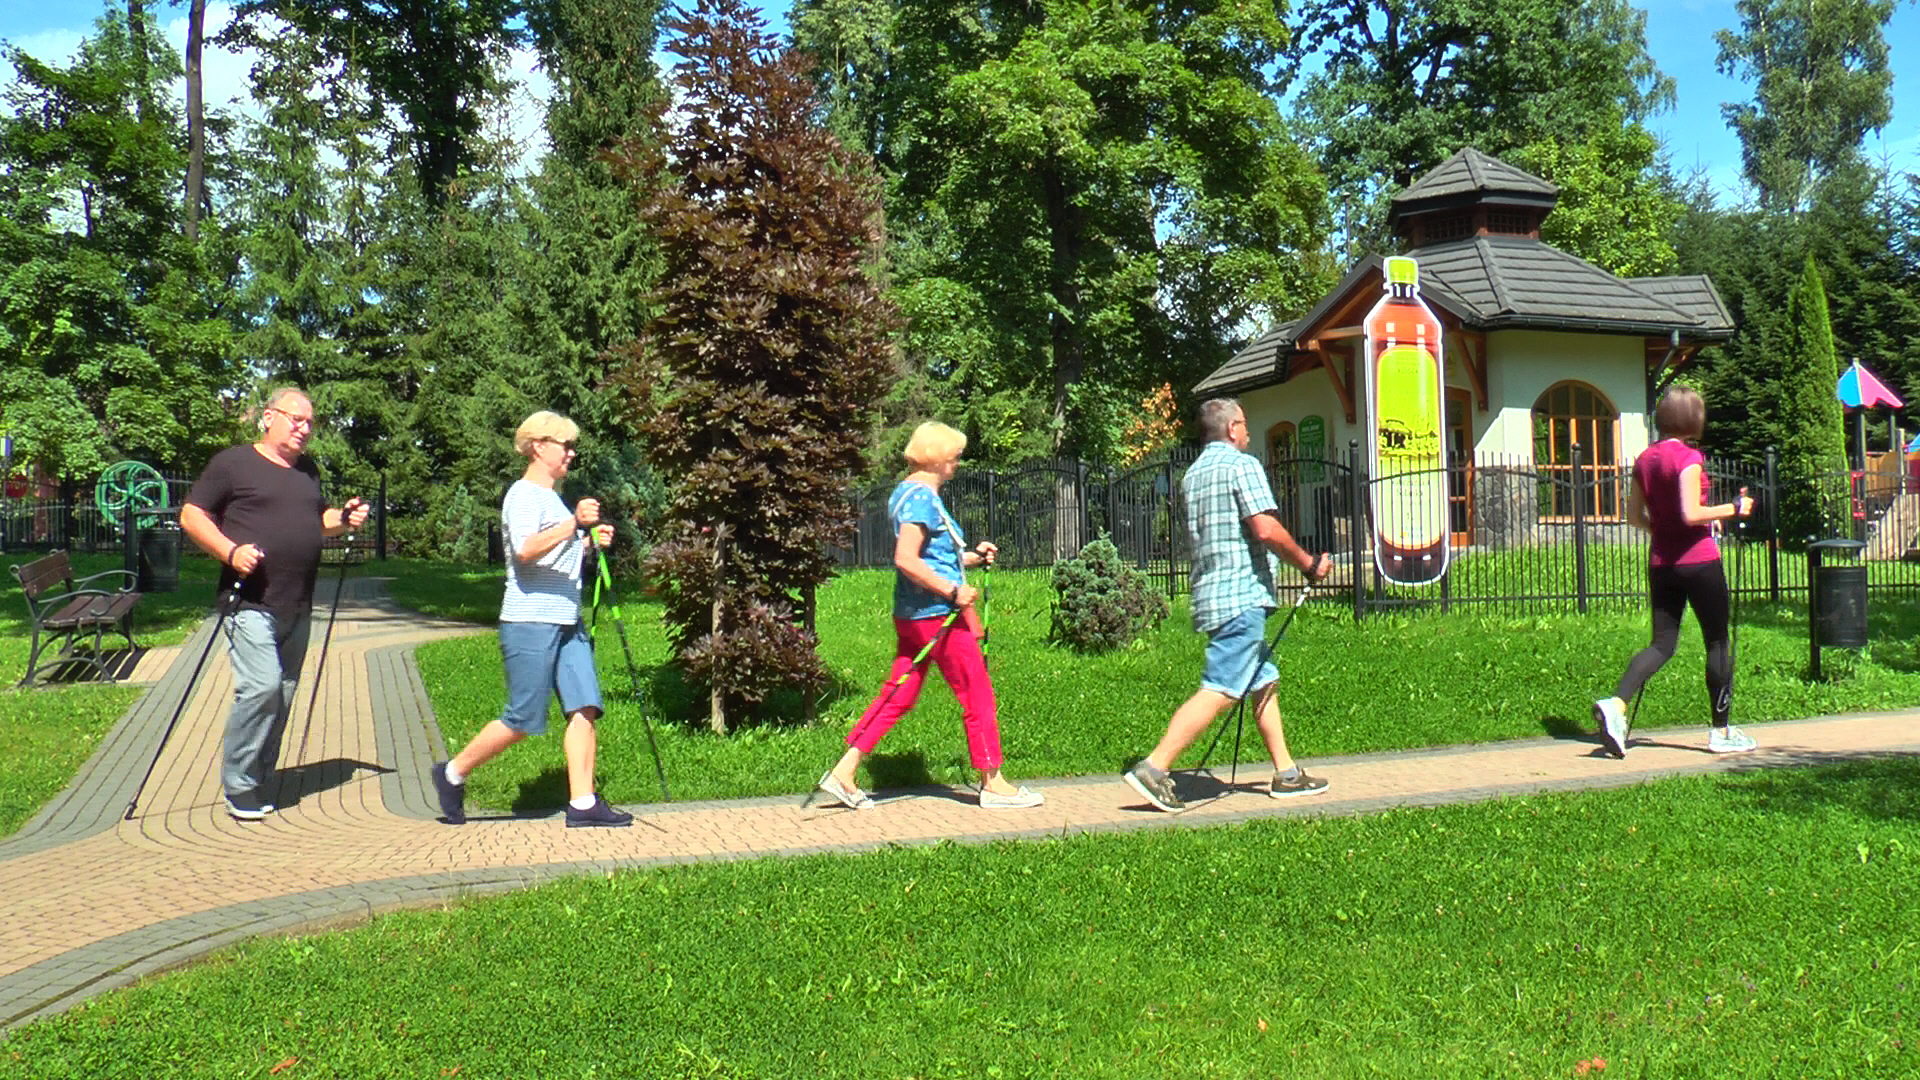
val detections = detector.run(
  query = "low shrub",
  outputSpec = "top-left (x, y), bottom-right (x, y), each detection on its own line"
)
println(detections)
top-left (1049, 535), bottom-right (1170, 652)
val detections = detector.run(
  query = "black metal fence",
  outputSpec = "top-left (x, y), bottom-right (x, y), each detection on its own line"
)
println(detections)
top-left (836, 443), bottom-right (1920, 618)
top-left (1, 472), bottom-right (391, 562)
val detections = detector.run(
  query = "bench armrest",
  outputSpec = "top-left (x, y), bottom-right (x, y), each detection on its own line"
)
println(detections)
top-left (71, 569), bottom-right (138, 593)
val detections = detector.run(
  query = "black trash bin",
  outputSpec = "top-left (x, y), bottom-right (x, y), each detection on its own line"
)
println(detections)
top-left (1808, 538), bottom-right (1868, 678)
top-left (137, 520), bottom-right (183, 593)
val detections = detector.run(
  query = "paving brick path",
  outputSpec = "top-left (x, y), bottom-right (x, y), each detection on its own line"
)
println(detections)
top-left (3, 577), bottom-right (1916, 1032)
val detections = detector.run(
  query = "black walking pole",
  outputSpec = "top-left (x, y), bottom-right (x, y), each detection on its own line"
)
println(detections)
top-left (1726, 487), bottom-right (1750, 721)
top-left (287, 500), bottom-right (364, 799)
top-left (126, 577), bottom-right (242, 820)
top-left (1195, 572), bottom-right (1318, 787)
top-left (589, 536), bottom-right (671, 801)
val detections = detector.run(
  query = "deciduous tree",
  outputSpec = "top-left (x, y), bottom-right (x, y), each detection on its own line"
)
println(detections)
top-left (614, 0), bottom-right (900, 731)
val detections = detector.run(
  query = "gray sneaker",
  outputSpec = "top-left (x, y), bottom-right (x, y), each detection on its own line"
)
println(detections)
top-left (1269, 771), bottom-right (1329, 799)
top-left (1124, 761), bottom-right (1185, 813)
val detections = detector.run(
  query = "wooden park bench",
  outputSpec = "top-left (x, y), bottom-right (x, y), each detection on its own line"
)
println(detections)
top-left (10, 551), bottom-right (143, 687)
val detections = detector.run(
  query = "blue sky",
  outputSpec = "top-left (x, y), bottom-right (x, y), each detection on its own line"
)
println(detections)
top-left (1, 0), bottom-right (1915, 200)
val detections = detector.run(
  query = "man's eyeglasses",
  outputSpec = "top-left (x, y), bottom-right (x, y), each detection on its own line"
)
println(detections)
top-left (268, 407), bottom-right (315, 430)
top-left (539, 438), bottom-right (578, 454)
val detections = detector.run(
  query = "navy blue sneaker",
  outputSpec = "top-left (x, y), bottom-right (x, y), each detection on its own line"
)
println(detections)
top-left (564, 796), bottom-right (634, 828)
top-left (431, 761), bottom-right (466, 825)
top-left (224, 788), bottom-right (273, 821)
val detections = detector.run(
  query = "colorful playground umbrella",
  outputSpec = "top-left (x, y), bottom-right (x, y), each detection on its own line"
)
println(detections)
top-left (1837, 359), bottom-right (1904, 409)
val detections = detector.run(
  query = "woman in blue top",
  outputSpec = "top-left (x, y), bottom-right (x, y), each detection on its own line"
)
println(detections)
top-left (817, 422), bottom-right (1044, 811)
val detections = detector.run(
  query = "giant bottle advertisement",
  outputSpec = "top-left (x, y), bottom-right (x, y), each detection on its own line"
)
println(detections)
top-left (1361, 256), bottom-right (1449, 585)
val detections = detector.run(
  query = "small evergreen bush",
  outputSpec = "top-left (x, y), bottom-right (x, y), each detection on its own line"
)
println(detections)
top-left (1049, 536), bottom-right (1170, 653)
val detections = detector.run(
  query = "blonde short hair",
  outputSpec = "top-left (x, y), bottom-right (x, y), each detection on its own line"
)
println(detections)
top-left (1654, 386), bottom-right (1706, 442)
top-left (903, 421), bottom-right (967, 467)
top-left (514, 410), bottom-right (581, 457)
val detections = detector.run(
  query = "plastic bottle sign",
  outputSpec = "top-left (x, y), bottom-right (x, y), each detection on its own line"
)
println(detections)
top-left (1361, 256), bottom-right (1450, 585)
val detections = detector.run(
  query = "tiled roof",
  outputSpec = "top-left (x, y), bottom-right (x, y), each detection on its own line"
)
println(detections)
top-left (1391, 147), bottom-right (1557, 206)
top-left (1410, 237), bottom-right (1733, 336)
top-left (1624, 275), bottom-right (1735, 334)
top-left (1194, 320), bottom-right (1298, 395)
top-left (1195, 240), bottom-right (1732, 395)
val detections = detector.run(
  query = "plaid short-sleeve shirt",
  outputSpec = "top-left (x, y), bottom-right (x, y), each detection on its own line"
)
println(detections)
top-left (1184, 440), bottom-right (1280, 632)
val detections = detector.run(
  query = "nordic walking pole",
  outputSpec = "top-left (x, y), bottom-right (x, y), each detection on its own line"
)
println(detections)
top-left (589, 534), bottom-right (671, 801)
top-left (1726, 486), bottom-right (1750, 721)
top-left (126, 577), bottom-right (242, 820)
top-left (800, 608), bottom-right (962, 808)
top-left (288, 497), bottom-right (365, 797)
top-left (979, 562), bottom-right (992, 669)
top-left (1195, 565), bottom-right (1321, 786)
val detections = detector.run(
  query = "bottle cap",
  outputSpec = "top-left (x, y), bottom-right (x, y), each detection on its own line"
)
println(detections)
top-left (1385, 256), bottom-right (1419, 287)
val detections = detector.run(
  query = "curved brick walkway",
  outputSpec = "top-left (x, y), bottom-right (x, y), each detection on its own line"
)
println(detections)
top-left (3, 577), bottom-right (1917, 1031)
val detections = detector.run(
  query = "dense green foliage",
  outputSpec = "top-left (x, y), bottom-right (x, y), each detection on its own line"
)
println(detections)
top-left (0, 13), bottom-right (243, 477)
top-left (1765, 258), bottom-right (1849, 540)
top-left (1285, 0), bottom-right (1678, 266)
top-left (791, 0), bottom-right (1332, 462)
top-left (9, 763), bottom-right (1920, 1076)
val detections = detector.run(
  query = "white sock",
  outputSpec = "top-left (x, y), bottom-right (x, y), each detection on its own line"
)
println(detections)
top-left (569, 794), bottom-right (598, 810)
top-left (445, 762), bottom-right (467, 786)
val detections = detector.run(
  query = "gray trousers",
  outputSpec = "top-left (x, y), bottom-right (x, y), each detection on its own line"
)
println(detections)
top-left (222, 608), bottom-right (311, 797)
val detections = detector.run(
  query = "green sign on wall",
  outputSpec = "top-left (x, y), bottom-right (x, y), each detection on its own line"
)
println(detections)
top-left (1299, 414), bottom-right (1326, 481)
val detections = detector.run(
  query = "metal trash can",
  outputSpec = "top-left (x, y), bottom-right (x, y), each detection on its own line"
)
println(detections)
top-left (137, 520), bottom-right (182, 593)
top-left (1808, 538), bottom-right (1868, 678)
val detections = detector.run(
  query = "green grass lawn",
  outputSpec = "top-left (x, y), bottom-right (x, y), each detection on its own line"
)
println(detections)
top-left (0, 551), bottom-right (223, 836)
top-left (404, 562), bottom-right (1920, 812)
top-left (7, 760), bottom-right (1917, 1077)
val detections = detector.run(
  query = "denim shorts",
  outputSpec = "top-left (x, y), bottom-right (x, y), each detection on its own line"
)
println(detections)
top-left (1201, 607), bottom-right (1278, 698)
top-left (497, 621), bottom-right (602, 735)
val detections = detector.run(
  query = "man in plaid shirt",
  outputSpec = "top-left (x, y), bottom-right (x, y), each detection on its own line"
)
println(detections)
top-left (1124, 398), bottom-right (1332, 813)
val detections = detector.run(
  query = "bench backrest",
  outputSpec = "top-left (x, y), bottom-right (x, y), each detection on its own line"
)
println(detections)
top-left (10, 551), bottom-right (75, 602)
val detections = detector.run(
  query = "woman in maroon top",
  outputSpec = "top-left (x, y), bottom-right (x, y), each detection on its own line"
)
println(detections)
top-left (1594, 387), bottom-right (1755, 757)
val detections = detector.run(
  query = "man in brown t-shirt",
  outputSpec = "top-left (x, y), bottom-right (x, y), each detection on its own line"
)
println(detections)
top-left (181, 388), bottom-right (369, 821)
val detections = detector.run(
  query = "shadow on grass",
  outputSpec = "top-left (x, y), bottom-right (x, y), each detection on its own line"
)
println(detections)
top-left (628, 657), bottom-right (869, 732)
top-left (1719, 751), bottom-right (1920, 823)
top-left (865, 750), bottom-right (934, 790)
top-left (512, 765), bottom-right (571, 811)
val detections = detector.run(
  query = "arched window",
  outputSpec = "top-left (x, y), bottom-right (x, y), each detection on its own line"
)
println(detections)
top-left (1267, 421), bottom-right (1299, 526)
top-left (1532, 382), bottom-right (1622, 519)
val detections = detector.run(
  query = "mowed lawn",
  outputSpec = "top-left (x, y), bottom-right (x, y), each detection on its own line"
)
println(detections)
top-left (5, 759), bottom-right (1916, 1077)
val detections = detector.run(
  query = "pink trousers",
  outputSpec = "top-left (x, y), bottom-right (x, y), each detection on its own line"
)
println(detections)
top-left (845, 614), bottom-right (1001, 770)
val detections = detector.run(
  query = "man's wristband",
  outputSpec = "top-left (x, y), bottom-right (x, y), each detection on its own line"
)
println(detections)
top-left (228, 542), bottom-right (242, 566)
top-left (949, 585), bottom-right (960, 604)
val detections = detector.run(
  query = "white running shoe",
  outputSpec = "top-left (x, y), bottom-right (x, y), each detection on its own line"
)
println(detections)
top-left (1708, 726), bottom-right (1758, 754)
top-left (1594, 697), bottom-right (1629, 757)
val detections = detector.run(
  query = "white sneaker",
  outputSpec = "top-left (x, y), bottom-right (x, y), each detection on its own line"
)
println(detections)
top-left (979, 785), bottom-right (1045, 810)
top-left (1594, 697), bottom-right (1629, 757)
top-left (816, 771), bottom-right (875, 810)
top-left (1708, 726), bottom-right (1758, 754)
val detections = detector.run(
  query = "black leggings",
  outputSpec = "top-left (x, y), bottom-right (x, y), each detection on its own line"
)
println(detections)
top-left (1614, 560), bottom-right (1733, 727)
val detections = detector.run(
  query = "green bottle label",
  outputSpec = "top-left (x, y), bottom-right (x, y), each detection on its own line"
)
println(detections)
top-left (1374, 343), bottom-right (1445, 548)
